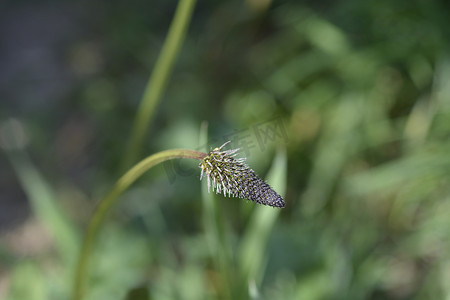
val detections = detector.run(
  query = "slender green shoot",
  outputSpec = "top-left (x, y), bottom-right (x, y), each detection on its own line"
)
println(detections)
top-left (122, 0), bottom-right (198, 170)
top-left (73, 149), bottom-right (206, 300)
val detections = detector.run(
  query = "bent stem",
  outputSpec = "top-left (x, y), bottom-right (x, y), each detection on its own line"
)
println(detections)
top-left (73, 149), bottom-right (206, 300)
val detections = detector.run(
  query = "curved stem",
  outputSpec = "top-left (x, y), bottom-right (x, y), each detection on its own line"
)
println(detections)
top-left (72, 149), bottom-right (206, 300)
top-left (122, 0), bottom-right (198, 170)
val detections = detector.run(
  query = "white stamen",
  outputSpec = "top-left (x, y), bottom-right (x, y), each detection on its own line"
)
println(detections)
top-left (219, 141), bottom-right (231, 149)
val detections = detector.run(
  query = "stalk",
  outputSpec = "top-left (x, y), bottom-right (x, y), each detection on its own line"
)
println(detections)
top-left (122, 0), bottom-right (198, 170)
top-left (72, 149), bottom-right (206, 300)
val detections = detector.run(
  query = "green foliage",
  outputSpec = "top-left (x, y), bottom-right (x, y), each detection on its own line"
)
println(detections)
top-left (2, 0), bottom-right (450, 299)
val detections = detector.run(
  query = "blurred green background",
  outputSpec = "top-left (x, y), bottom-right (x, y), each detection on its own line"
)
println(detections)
top-left (1, 0), bottom-right (450, 299)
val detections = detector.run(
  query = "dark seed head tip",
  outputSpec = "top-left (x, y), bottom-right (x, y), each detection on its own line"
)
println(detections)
top-left (199, 141), bottom-right (285, 208)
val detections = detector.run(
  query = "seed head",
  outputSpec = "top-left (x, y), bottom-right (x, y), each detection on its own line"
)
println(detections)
top-left (199, 141), bottom-right (285, 208)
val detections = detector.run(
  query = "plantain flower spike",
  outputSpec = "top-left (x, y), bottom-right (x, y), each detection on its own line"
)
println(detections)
top-left (199, 141), bottom-right (285, 208)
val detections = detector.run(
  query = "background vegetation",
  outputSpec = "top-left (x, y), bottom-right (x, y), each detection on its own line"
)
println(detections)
top-left (1, 0), bottom-right (450, 299)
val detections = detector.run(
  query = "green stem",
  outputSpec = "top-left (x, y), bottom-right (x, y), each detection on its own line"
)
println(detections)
top-left (122, 0), bottom-right (198, 170)
top-left (73, 149), bottom-right (206, 300)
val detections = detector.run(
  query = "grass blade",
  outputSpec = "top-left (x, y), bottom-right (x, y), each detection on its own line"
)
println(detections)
top-left (122, 0), bottom-right (198, 169)
top-left (239, 147), bottom-right (287, 289)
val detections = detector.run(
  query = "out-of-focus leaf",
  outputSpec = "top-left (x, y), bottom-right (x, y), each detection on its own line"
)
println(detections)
top-left (344, 151), bottom-right (450, 196)
top-left (6, 152), bottom-right (78, 267)
top-left (239, 146), bottom-right (287, 286)
top-left (124, 285), bottom-right (149, 300)
top-left (6, 263), bottom-right (46, 300)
